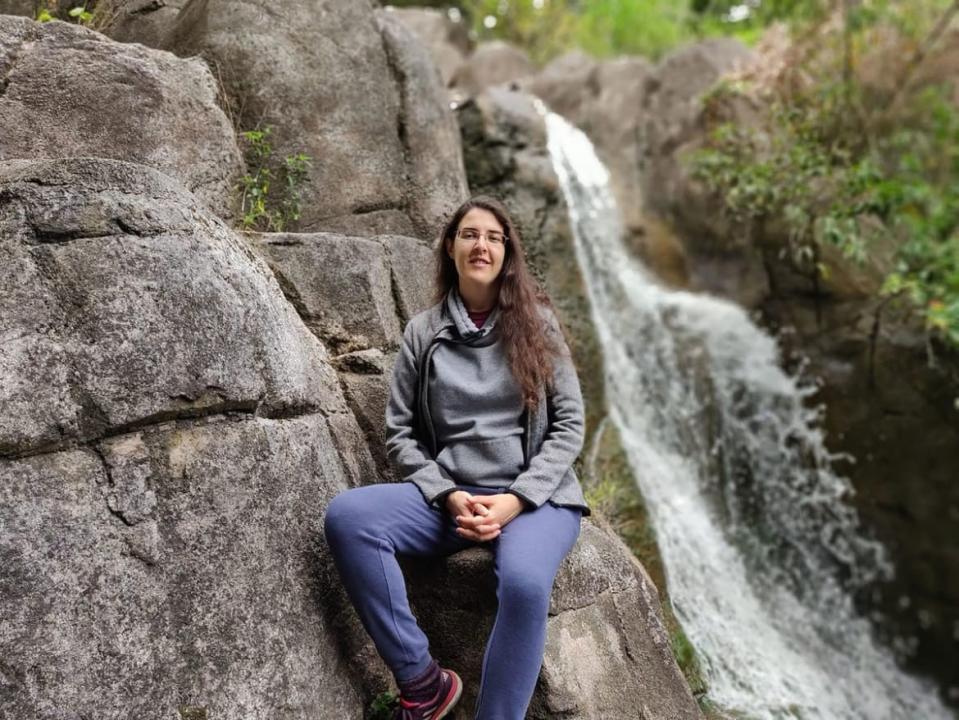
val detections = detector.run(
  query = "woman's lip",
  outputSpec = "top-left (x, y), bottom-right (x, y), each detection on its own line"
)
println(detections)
top-left (469, 259), bottom-right (490, 265)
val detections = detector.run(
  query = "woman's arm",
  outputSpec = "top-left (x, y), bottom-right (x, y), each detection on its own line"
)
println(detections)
top-left (507, 310), bottom-right (585, 509)
top-left (385, 321), bottom-right (459, 510)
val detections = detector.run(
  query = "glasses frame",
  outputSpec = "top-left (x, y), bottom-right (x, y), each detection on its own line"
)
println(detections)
top-left (454, 227), bottom-right (509, 247)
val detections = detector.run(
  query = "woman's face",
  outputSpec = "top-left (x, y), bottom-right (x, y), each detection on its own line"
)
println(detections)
top-left (447, 207), bottom-right (508, 286)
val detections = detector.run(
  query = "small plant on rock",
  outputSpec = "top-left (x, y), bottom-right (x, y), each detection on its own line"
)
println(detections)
top-left (238, 125), bottom-right (313, 233)
top-left (368, 691), bottom-right (398, 720)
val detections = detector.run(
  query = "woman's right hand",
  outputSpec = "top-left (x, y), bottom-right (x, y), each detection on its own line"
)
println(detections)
top-left (446, 490), bottom-right (501, 542)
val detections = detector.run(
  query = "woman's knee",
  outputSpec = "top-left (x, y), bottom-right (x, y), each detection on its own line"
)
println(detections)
top-left (497, 569), bottom-right (553, 613)
top-left (323, 488), bottom-right (367, 543)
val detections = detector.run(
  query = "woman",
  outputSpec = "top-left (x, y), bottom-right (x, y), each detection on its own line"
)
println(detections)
top-left (323, 196), bottom-right (591, 720)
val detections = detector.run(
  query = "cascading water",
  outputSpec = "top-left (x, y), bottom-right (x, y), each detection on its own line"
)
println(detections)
top-left (539, 103), bottom-right (954, 720)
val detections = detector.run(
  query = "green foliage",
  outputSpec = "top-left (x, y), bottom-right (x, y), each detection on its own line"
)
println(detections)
top-left (68, 4), bottom-right (93, 22)
top-left (368, 691), bottom-right (398, 720)
top-left (690, 12), bottom-right (959, 346)
top-left (35, 2), bottom-right (93, 24)
top-left (458, 0), bottom-right (714, 63)
top-left (387, 0), bottom-right (957, 65)
top-left (238, 126), bottom-right (313, 233)
top-left (573, 0), bottom-right (693, 61)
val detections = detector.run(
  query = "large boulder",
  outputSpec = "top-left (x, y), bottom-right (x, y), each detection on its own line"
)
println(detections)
top-left (164, 0), bottom-right (467, 238)
top-left (0, 158), bottom-right (344, 454)
top-left (386, 6), bottom-right (471, 86)
top-left (450, 40), bottom-right (535, 99)
top-left (106, 0), bottom-right (188, 48)
top-left (0, 0), bottom-right (34, 15)
top-left (376, 9), bottom-right (470, 239)
top-left (400, 521), bottom-right (703, 719)
top-left (243, 230), bottom-right (436, 480)
top-left (640, 37), bottom-right (761, 306)
top-left (0, 16), bottom-right (242, 220)
top-left (0, 157), bottom-right (374, 717)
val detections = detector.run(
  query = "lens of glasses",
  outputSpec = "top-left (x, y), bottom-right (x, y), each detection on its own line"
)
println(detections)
top-left (458, 228), bottom-right (505, 244)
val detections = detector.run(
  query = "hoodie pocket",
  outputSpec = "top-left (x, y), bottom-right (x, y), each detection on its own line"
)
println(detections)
top-left (435, 436), bottom-right (525, 484)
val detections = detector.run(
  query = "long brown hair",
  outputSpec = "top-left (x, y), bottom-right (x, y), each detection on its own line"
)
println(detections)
top-left (434, 196), bottom-right (564, 410)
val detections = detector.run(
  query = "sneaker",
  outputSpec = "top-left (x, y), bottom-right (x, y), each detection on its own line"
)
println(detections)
top-left (393, 668), bottom-right (463, 720)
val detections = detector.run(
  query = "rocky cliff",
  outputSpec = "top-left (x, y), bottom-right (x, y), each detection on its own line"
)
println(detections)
top-left (0, 4), bottom-right (703, 719)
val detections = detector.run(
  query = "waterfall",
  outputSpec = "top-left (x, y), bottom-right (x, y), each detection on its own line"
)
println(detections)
top-left (539, 103), bottom-right (953, 720)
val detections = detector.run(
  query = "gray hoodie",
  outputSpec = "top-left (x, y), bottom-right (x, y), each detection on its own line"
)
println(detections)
top-left (385, 287), bottom-right (591, 516)
top-left (428, 287), bottom-right (526, 487)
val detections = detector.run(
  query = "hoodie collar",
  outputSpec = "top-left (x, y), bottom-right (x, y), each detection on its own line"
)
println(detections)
top-left (445, 285), bottom-right (500, 341)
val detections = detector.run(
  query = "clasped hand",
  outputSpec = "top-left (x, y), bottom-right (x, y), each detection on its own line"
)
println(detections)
top-left (445, 490), bottom-right (525, 542)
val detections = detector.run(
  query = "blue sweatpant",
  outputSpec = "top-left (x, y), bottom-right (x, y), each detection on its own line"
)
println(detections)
top-left (323, 481), bottom-right (582, 720)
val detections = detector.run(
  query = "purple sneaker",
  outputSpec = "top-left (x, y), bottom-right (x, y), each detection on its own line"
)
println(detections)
top-left (393, 668), bottom-right (463, 720)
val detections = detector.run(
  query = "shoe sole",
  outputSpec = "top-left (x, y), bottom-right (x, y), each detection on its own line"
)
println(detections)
top-left (434, 669), bottom-right (463, 719)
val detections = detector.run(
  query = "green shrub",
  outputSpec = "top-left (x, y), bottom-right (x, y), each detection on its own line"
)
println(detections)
top-left (35, 2), bottom-right (92, 24)
top-left (238, 126), bottom-right (312, 233)
top-left (691, 72), bottom-right (959, 345)
top-left (368, 691), bottom-right (398, 720)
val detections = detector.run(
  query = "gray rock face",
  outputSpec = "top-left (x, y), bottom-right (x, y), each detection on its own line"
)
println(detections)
top-left (376, 233), bottom-right (439, 325)
top-left (334, 348), bottom-right (395, 481)
top-left (247, 227), bottom-right (436, 483)
top-left (0, 16), bottom-right (242, 220)
top-left (0, 417), bottom-right (364, 720)
top-left (0, 157), bottom-right (341, 457)
top-left (386, 6), bottom-right (470, 86)
top-left (640, 38), bottom-right (762, 305)
top-left (539, 521), bottom-right (698, 719)
top-left (0, 0), bottom-right (34, 16)
top-left (247, 231), bottom-right (402, 356)
top-left (104, 0), bottom-right (187, 48)
top-left (451, 40), bottom-right (535, 99)
top-left (165, 0), bottom-right (467, 238)
top-left (245, 230), bottom-right (436, 355)
top-left (0, 157), bottom-right (374, 718)
top-left (376, 9), bottom-right (470, 238)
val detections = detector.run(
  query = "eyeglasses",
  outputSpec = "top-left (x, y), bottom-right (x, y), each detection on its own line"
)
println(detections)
top-left (455, 227), bottom-right (508, 246)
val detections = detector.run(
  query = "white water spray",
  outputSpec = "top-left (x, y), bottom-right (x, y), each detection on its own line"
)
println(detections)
top-left (540, 103), bottom-right (953, 720)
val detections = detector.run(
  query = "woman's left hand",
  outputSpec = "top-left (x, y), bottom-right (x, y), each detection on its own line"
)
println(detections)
top-left (456, 493), bottom-right (525, 538)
